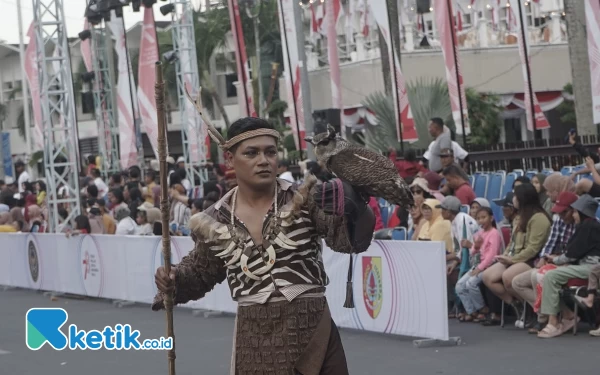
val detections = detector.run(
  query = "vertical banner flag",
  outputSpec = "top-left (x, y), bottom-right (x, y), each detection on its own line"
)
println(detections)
top-left (137, 6), bottom-right (160, 159)
top-left (369, 1), bottom-right (418, 142)
top-left (108, 11), bottom-right (139, 169)
top-left (23, 23), bottom-right (44, 151)
top-left (507, 0), bottom-right (550, 131)
top-left (434, 0), bottom-right (470, 135)
top-left (585, 0), bottom-right (600, 124)
top-left (227, 0), bottom-right (257, 117)
top-left (326, 0), bottom-right (344, 138)
top-left (81, 19), bottom-right (93, 73)
top-left (277, 0), bottom-right (306, 150)
top-left (179, 8), bottom-right (209, 161)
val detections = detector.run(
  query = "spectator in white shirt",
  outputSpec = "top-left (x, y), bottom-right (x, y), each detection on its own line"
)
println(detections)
top-left (277, 160), bottom-right (294, 183)
top-left (114, 206), bottom-right (136, 235)
top-left (91, 168), bottom-right (109, 199)
top-left (170, 184), bottom-right (191, 234)
top-left (135, 203), bottom-right (160, 235)
top-left (15, 160), bottom-right (31, 194)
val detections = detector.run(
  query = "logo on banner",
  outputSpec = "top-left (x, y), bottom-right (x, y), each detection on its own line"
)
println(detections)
top-left (28, 240), bottom-right (39, 283)
top-left (79, 236), bottom-right (103, 297)
top-left (362, 256), bottom-right (383, 319)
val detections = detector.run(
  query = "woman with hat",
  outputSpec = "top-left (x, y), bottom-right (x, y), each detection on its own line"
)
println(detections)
top-left (537, 194), bottom-right (600, 338)
top-left (408, 178), bottom-right (434, 240)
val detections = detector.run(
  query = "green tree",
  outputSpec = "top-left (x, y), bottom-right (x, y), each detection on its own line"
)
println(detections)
top-left (456, 89), bottom-right (503, 146)
top-left (556, 83), bottom-right (576, 128)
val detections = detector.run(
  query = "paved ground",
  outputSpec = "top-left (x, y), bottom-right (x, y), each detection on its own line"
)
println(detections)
top-left (1, 288), bottom-right (597, 375)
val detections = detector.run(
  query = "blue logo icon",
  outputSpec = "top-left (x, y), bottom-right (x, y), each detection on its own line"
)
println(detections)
top-left (26, 308), bottom-right (68, 350)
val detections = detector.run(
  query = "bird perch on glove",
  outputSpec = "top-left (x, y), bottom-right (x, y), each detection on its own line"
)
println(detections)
top-left (305, 125), bottom-right (414, 209)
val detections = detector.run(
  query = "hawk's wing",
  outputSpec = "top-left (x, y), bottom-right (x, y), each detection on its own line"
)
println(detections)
top-left (327, 147), bottom-right (398, 187)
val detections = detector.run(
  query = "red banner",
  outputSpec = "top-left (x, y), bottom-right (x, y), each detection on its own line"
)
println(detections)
top-left (137, 7), bottom-right (160, 159)
top-left (508, 0), bottom-right (550, 131)
top-left (23, 23), bottom-right (44, 152)
top-left (326, 0), bottom-right (344, 138)
top-left (434, 0), bottom-right (470, 135)
top-left (277, 0), bottom-right (306, 150)
top-left (368, 1), bottom-right (418, 142)
top-left (227, 0), bottom-right (257, 118)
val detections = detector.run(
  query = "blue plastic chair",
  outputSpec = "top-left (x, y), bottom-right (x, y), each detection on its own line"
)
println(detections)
top-left (468, 175), bottom-right (475, 188)
top-left (392, 227), bottom-right (407, 240)
top-left (526, 170), bottom-right (538, 180)
top-left (502, 172), bottom-right (517, 197)
top-left (561, 166), bottom-right (574, 176)
top-left (512, 169), bottom-right (524, 177)
top-left (491, 201), bottom-right (504, 223)
top-left (474, 174), bottom-right (489, 199)
top-left (460, 205), bottom-right (469, 214)
top-left (486, 173), bottom-right (504, 202)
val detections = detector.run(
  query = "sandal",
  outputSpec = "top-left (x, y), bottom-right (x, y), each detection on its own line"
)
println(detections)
top-left (528, 321), bottom-right (546, 334)
top-left (559, 317), bottom-right (579, 334)
top-left (463, 315), bottom-right (474, 322)
top-left (473, 313), bottom-right (486, 323)
top-left (481, 318), bottom-right (501, 326)
top-left (537, 324), bottom-right (563, 338)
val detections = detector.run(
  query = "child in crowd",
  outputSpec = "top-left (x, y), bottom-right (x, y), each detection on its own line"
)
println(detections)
top-left (456, 207), bottom-right (502, 322)
top-left (469, 198), bottom-right (490, 220)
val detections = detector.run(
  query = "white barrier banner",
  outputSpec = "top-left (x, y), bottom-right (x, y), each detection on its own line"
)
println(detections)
top-left (0, 234), bottom-right (447, 340)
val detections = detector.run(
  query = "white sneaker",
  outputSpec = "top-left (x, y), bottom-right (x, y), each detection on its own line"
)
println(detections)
top-left (515, 319), bottom-right (525, 329)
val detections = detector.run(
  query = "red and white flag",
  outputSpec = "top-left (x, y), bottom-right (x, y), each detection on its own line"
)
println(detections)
top-left (227, 0), bottom-right (257, 118)
top-left (585, 0), bottom-right (600, 124)
top-left (23, 23), bottom-right (44, 151)
top-left (434, 0), bottom-right (470, 135)
top-left (508, 0), bottom-right (550, 131)
top-left (81, 19), bottom-right (93, 73)
top-left (137, 6), bottom-right (159, 159)
top-left (369, 1), bottom-right (418, 142)
top-left (277, 0), bottom-right (306, 150)
top-left (108, 11), bottom-right (139, 169)
top-left (326, 0), bottom-right (344, 138)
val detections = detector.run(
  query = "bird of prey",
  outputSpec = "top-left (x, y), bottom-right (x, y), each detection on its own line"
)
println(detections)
top-left (305, 125), bottom-right (414, 208)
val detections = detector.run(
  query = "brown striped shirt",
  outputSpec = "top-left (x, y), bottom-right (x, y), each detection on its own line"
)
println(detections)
top-left (153, 178), bottom-right (374, 309)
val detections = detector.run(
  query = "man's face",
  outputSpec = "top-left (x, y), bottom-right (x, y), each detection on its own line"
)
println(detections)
top-left (428, 122), bottom-right (437, 138)
top-left (108, 192), bottom-right (116, 205)
top-left (16, 165), bottom-right (23, 173)
top-left (441, 208), bottom-right (452, 221)
top-left (177, 162), bottom-right (185, 170)
top-left (145, 175), bottom-right (153, 185)
top-left (444, 174), bottom-right (459, 189)
top-left (441, 154), bottom-right (453, 167)
top-left (228, 136), bottom-right (278, 190)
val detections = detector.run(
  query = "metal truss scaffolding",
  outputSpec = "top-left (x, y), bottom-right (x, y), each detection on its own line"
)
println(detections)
top-left (169, 0), bottom-right (208, 193)
top-left (32, 0), bottom-right (82, 232)
top-left (91, 22), bottom-right (120, 180)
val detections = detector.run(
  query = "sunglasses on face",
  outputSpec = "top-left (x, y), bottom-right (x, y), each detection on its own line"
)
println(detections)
top-left (411, 189), bottom-right (424, 195)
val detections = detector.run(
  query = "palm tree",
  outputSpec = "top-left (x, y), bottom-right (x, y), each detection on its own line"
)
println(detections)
top-left (361, 78), bottom-right (503, 152)
top-left (563, 0), bottom-right (595, 134)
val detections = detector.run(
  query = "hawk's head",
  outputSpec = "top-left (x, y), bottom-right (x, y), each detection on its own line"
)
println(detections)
top-left (305, 124), bottom-right (340, 161)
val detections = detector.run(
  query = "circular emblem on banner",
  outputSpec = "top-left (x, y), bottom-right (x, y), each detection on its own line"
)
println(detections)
top-left (78, 236), bottom-right (104, 297)
top-left (27, 239), bottom-right (40, 287)
top-left (151, 238), bottom-right (182, 294)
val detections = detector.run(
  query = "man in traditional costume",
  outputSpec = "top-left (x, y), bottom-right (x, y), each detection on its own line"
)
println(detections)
top-left (152, 117), bottom-right (376, 374)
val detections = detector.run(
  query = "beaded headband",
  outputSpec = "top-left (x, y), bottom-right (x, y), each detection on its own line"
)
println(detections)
top-left (222, 129), bottom-right (281, 151)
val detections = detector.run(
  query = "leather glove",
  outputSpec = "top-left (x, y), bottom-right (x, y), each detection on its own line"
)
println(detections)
top-left (312, 179), bottom-right (368, 221)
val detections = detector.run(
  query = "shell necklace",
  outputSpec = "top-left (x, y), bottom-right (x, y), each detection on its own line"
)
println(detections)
top-left (230, 183), bottom-right (279, 281)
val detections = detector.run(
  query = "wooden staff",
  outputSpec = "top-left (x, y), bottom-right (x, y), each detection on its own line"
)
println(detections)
top-left (155, 61), bottom-right (176, 375)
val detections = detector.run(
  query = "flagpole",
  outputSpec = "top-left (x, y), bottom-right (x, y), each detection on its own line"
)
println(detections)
top-left (17, 0), bottom-right (33, 172)
top-left (446, 0), bottom-right (467, 146)
top-left (516, 0), bottom-right (537, 140)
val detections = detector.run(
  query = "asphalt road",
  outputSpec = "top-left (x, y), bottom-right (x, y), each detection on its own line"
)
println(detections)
top-left (1, 288), bottom-right (597, 375)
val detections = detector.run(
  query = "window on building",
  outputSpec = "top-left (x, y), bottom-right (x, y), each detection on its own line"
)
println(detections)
top-left (81, 92), bottom-right (94, 114)
top-left (225, 73), bottom-right (238, 98)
